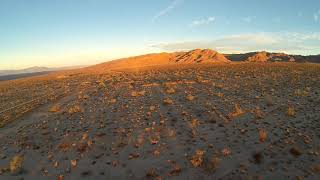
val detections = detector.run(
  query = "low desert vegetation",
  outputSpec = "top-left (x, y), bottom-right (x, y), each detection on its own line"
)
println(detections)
top-left (0, 63), bottom-right (319, 179)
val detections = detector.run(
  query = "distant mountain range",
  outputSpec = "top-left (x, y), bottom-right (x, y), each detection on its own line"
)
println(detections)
top-left (0, 65), bottom-right (87, 76)
top-left (1, 50), bottom-right (319, 77)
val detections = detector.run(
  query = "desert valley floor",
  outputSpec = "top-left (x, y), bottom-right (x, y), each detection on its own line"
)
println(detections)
top-left (0, 63), bottom-right (319, 180)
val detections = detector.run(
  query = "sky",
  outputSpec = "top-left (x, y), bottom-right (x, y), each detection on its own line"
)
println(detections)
top-left (0, 0), bottom-right (319, 69)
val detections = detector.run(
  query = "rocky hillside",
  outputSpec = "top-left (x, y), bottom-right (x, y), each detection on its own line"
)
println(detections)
top-left (226, 51), bottom-right (295, 62)
top-left (87, 49), bottom-right (230, 72)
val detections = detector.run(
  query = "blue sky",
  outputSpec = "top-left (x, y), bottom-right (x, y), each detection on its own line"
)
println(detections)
top-left (0, 0), bottom-right (319, 69)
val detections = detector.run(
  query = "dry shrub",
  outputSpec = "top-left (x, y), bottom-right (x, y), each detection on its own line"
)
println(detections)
top-left (229, 104), bottom-right (245, 118)
top-left (68, 105), bottom-right (82, 114)
top-left (149, 106), bottom-right (156, 111)
top-left (186, 94), bottom-right (195, 101)
top-left (287, 106), bottom-right (296, 117)
top-left (131, 91), bottom-right (146, 97)
top-left (9, 155), bottom-right (24, 174)
top-left (163, 98), bottom-right (174, 105)
top-left (49, 104), bottom-right (61, 113)
top-left (216, 92), bottom-right (224, 98)
top-left (190, 119), bottom-right (200, 128)
top-left (259, 129), bottom-right (268, 142)
top-left (146, 168), bottom-right (158, 178)
top-left (169, 164), bottom-right (182, 176)
top-left (71, 159), bottom-right (77, 167)
top-left (166, 88), bottom-right (176, 94)
top-left (98, 81), bottom-right (106, 88)
top-left (58, 142), bottom-right (73, 152)
top-left (222, 148), bottom-right (231, 156)
top-left (58, 175), bottom-right (63, 180)
top-left (109, 98), bottom-right (117, 103)
top-left (190, 150), bottom-right (205, 167)
top-left (254, 107), bottom-right (264, 119)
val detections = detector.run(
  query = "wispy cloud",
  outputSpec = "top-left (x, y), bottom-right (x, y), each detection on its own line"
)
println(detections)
top-left (150, 32), bottom-right (320, 55)
top-left (314, 10), bottom-right (320, 22)
top-left (189, 17), bottom-right (215, 27)
top-left (314, 13), bottom-right (319, 22)
top-left (152, 0), bottom-right (184, 22)
top-left (242, 16), bottom-right (256, 23)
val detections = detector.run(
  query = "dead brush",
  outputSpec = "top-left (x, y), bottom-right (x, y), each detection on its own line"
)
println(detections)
top-left (190, 150), bottom-right (205, 167)
top-left (287, 106), bottom-right (296, 117)
top-left (131, 90), bottom-right (146, 97)
top-left (189, 119), bottom-right (200, 128)
top-left (259, 129), bottom-right (268, 142)
top-left (68, 105), bottom-right (82, 114)
top-left (163, 98), bottom-right (174, 105)
top-left (228, 104), bottom-right (245, 118)
top-left (186, 94), bottom-right (195, 101)
top-left (254, 107), bottom-right (264, 119)
top-left (49, 104), bottom-right (61, 113)
top-left (166, 88), bottom-right (176, 94)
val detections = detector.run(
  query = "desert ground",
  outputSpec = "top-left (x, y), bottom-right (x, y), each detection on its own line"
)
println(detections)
top-left (0, 62), bottom-right (319, 179)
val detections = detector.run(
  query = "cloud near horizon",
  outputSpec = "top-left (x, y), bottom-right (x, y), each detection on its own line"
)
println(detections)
top-left (150, 32), bottom-right (320, 55)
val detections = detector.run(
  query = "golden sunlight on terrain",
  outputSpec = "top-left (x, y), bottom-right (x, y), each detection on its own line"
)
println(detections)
top-left (0, 49), bottom-right (319, 179)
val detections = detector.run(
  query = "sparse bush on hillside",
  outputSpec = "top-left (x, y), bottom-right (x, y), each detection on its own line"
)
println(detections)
top-left (68, 105), bottom-right (82, 114)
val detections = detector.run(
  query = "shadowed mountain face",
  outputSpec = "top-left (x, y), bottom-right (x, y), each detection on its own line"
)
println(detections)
top-left (292, 55), bottom-right (320, 63)
top-left (226, 52), bottom-right (320, 63)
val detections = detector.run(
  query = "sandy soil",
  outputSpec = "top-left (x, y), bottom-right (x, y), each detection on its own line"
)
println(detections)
top-left (0, 63), bottom-right (319, 179)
